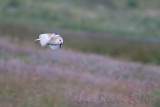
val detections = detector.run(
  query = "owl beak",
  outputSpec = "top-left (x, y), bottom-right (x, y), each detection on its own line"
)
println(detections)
top-left (60, 44), bottom-right (63, 48)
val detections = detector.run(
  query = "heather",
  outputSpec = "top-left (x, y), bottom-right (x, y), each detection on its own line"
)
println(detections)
top-left (0, 37), bottom-right (160, 107)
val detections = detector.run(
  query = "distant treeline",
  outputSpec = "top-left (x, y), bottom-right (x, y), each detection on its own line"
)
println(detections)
top-left (5, 0), bottom-right (160, 9)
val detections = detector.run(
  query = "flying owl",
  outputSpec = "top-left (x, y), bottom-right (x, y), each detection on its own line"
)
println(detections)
top-left (35, 33), bottom-right (63, 50)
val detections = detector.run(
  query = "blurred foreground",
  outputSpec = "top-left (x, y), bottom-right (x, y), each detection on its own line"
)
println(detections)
top-left (0, 37), bottom-right (160, 107)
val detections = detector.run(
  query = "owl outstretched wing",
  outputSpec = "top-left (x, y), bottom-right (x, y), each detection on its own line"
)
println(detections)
top-left (39, 34), bottom-right (54, 47)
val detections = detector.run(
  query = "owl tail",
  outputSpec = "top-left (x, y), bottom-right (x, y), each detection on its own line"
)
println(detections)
top-left (35, 39), bottom-right (40, 42)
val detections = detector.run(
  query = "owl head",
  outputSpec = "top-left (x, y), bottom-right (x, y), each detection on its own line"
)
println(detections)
top-left (52, 35), bottom-right (63, 48)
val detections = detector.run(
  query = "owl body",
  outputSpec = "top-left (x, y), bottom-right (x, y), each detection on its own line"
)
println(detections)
top-left (35, 33), bottom-right (63, 50)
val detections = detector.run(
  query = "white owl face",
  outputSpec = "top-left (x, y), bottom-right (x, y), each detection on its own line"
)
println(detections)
top-left (53, 36), bottom-right (63, 48)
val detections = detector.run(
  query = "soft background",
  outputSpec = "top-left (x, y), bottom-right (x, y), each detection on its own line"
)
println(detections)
top-left (0, 0), bottom-right (160, 107)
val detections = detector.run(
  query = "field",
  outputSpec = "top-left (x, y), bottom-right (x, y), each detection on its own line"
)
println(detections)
top-left (0, 0), bottom-right (160, 38)
top-left (1, 23), bottom-right (160, 64)
top-left (0, 37), bottom-right (160, 107)
top-left (0, 0), bottom-right (160, 64)
top-left (0, 0), bottom-right (160, 107)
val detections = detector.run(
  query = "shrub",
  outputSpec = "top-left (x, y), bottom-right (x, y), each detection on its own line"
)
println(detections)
top-left (7, 0), bottom-right (20, 8)
top-left (127, 0), bottom-right (138, 8)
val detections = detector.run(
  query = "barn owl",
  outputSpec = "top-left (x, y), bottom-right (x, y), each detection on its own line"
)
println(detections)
top-left (35, 33), bottom-right (63, 50)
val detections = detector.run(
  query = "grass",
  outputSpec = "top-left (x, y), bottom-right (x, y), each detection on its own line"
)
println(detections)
top-left (63, 34), bottom-right (160, 64)
top-left (0, 0), bottom-right (160, 38)
top-left (0, 1), bottom-right (160, 106)
top-left (1, 22), bottom-right (160, 64)
top-left (0, 0), bottom-right (160, 64)
top-left (0, 36), bottom-right (160, 107)
top-left (0, 71), bottom-right (68, 107)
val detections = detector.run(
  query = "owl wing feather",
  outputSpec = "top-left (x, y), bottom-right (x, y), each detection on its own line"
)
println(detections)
top-left (39, 34), bottom-right (54, 47)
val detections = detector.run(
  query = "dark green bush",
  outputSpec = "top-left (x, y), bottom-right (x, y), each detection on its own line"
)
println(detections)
top-left (127, 0), bottom-right (138, 8)
top-left (7, 0), bottom-right (20, 8)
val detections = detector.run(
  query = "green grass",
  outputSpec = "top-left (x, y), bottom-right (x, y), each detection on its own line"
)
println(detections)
top-left (1, 22), bottom-right (160, 64)
top-left (63, 34), bottom-right (160, 64)
top-left (0, 0), bottom-right (160, 38)
top-left (0, 0), bottom-right (160, 64)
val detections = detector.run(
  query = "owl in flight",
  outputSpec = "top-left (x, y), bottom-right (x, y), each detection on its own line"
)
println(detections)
top-left (35, 33), bottom-right (63, 50)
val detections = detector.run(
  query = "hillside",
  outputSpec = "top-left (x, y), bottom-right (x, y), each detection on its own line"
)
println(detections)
top-left (0, 36), bottom-right (160, 107)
